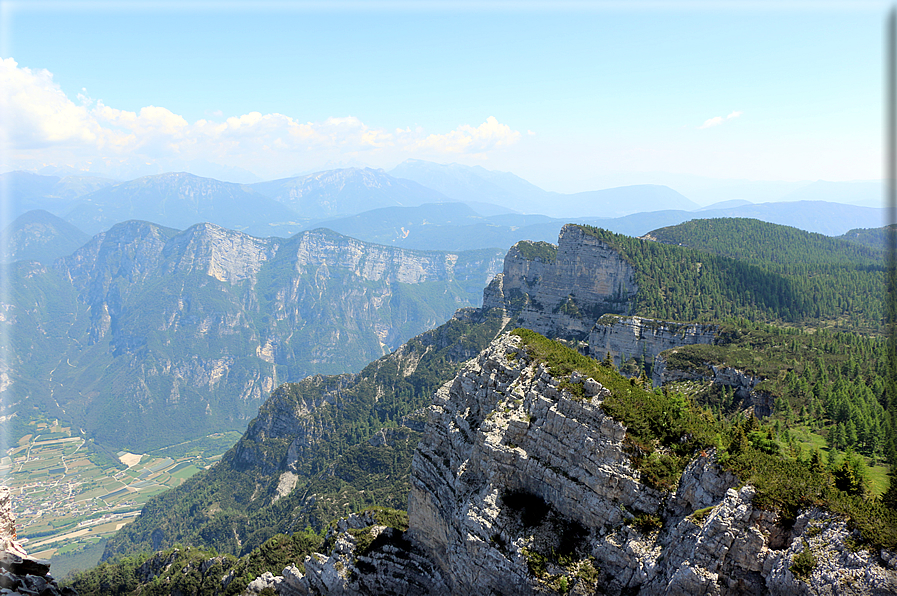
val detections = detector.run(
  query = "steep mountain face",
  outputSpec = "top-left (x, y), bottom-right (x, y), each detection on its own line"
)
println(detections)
top-left (3, 223), bottom-right (503, 452)
top-left (250, 168), bottom-right (451, 220)
top-left (1, 209), bottom-right (90, 264)
top-left (483, 225), bottom-right (638, 339)
top-left (63, 172), bottom-right (302, 236)
top-left (98, 225), bottom-right (712, 562)
top-left (588, 314), bottom-right (719, 375)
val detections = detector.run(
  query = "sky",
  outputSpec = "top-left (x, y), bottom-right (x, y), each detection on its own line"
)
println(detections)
top-left (0, 1), bottom-right (889, 192)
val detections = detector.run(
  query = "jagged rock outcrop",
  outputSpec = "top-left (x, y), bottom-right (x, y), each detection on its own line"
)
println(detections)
top-left (587, 314), bottom-right (718, 379)
top-left (483, 224), bottom-right (638, 340)
top-left (261, 511), bottom-right (447, 596)
top-left (259, 333), bottom-right (896, 595)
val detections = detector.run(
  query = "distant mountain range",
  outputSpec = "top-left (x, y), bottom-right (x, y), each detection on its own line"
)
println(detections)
top-left (778, 180), bottom-right (884, 208)
top-left (1, 165), bottom-right (890, 265)
top-left (63, 172), bottom-right (304, 237)
top-left (389, 159), bottom-right (700, 217)
top-left (3, 222), bottom-right (503, 453)
top-left (249, 167), bottom-right (451, 219)
top-left (313, 200), bottom-right (889, 252)
top-left (1, 171), bottom-right (116, 218)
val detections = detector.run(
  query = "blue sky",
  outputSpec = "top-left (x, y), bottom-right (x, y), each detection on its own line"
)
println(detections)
top-left (0, 1), bottom-right (888, 191)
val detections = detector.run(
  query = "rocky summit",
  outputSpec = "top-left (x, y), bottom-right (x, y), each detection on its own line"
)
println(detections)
top-left (250, 333), bottom-right (897, 595)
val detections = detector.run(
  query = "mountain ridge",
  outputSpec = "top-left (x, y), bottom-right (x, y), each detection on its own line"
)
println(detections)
top-left (4, 222), bottom-right (503, 454)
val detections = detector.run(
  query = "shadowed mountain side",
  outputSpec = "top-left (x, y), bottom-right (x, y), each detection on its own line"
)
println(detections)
top-left (101, 309), bottom-right (510, 560)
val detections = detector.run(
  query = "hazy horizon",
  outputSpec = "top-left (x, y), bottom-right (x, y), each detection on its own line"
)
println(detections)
top-left (0, 2), bottom-right (887, 197)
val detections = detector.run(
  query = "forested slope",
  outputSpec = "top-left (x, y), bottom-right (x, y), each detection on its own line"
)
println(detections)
top-left (583, 220), bottom-right (885, 332)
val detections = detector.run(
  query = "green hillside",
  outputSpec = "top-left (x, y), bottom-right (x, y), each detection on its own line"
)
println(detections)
top-left (70, 331), bottom-right (897, 595)
top-left (839, 223), bottom-right (896, 250)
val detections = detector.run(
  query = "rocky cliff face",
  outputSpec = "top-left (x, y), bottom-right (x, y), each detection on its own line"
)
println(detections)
top-left (588, 314), bottom-right (718, 380)
top-left (655, 356), bottom-right (776, 418)
top-left (259, 333), bottom-right (896, 595)
top-left (483, 224), bottom-right (638, 340)
top-left (3, 222), bottom-right (502, 452)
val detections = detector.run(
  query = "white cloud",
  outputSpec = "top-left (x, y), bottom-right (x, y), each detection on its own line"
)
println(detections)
top-left (0, 60), bottom-right (522, 179)
top-left (699, 110), bottom-right (743, 130)
top-left (411, 116), bottom-right (521, 155)
top-left (699, 116), bottom-right (724, 129)
top-left (0, 57), bottom-right (98, 148)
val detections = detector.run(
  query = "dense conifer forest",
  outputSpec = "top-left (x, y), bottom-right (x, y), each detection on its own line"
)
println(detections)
top-left (580, 220), bottom-right (885, 332)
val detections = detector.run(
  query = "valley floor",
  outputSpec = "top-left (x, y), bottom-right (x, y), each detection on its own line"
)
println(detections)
top-left (0, 420), bottom-right (240, 575)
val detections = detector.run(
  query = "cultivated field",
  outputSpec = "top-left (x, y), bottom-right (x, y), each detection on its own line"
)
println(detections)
top-left (1, 419), bottom-right (241, 571)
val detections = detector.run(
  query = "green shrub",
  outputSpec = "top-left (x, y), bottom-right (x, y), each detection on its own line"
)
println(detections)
top-left (790, 541), bottom-right (817, 580)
